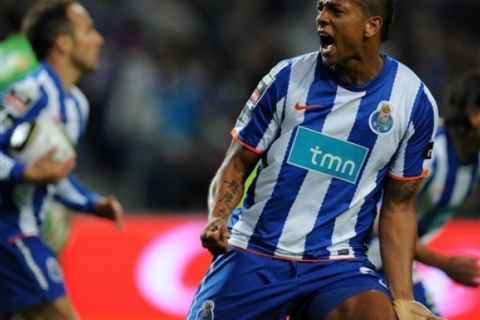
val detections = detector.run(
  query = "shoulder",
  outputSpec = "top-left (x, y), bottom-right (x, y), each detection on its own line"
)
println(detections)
top-left (389, 56), bottom-right (433, 99)
top-left (285, 51), bottom-right (319, 74)
top-left (267, 51), bottom-right (319, 86)
top-left (0, 68), bottom-right (48, 119)
top-left (270, 51), bottom-right (319, 75)
top-left (388, 56), bottom-right (438, 115)
top-left (289, 51), bottom-right (319, 67)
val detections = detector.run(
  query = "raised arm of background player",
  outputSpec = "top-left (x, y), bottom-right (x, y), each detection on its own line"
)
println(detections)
top-left (380, 178), bottom-right (442, 320)
top-left (200, 140), bottom-right (258, 255)
top-left (416, 239), bottom-right (480, 287)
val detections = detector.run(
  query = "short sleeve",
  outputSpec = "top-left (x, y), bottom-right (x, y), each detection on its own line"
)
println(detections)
top-left (231, 60), bottom-right (291, 154)
top-left (389, 85), bottom-right (439, 180)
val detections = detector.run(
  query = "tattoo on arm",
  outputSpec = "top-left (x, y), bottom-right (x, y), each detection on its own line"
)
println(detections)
top-left (214, 179), bottom-right (242, 220)
top-left (223, 179), bottom-right (240, 194)
top-left (383, 179), bottom-right (422, 203)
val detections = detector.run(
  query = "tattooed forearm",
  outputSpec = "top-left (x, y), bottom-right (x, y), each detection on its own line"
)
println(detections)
top-left (217, 179), bottom-right (242, 210)
top-left (216, 207), bottom-right (230, 220)
top-left (383, 179), bottom-right (422, 203)
top-left (223, 179), bottom-right (240, 194)
top-left (208, 141), bottom-right (259, 221)
top-left (210, 178), bottom-right (243, 220)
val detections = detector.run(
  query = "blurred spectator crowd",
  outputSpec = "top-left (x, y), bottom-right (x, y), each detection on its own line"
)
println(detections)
top-left (1, 0), bottom-right (479, 214)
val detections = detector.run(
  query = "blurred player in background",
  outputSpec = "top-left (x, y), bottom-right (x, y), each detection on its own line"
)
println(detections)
top-left (0, 1), bottom-right (123, 319)
top-left (0, 0), bottom-right (38, 92)
top-left (369, 70), bottom-right (480, 315)
top-left (190, 0), bottom-right (441, 319)
top-left (0, 0), bottom-right (72, 256)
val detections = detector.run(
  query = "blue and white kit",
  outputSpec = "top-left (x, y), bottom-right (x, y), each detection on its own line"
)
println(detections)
top-left (0, 63), bottom-right (100, 313)
top-left (369, 123), bottom-right (480, 313)
top-left (189, 52), bottom-right (438, 319)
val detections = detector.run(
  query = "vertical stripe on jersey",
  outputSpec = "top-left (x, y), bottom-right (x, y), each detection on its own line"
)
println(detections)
top-left (254, 57), bottom-right (338, 255)
top-left (418, 130), bottom-right (480, 236)
top-left (402, 85), bottom-right (435, 174)
top-left (450, 166), bottom-right (474, 206)
top-left (65, 98), bottom-right (81, 142)
top-left (39, 71), bottom-right (62, 120)
top-left (44, 65), bottom-right (68, 122)
top-left (426, 135), bottom-right (449, 206)
top-left (436, 138), bottom-right (459, 207)
top-left (231, 54), bottom-right (320, 253)
top-left (311, 64), bottom-right (398, 259)
top-left (275, 86), bottom-right (364, 258)
top-left (71, 92), bottom-right (86, 140)
top-left (247, 57), bottom-right (324, 253)
top-left (346, 63), bottom-right (426, 256)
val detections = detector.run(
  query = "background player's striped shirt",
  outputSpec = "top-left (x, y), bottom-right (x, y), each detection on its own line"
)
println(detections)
top-left (368, 123), bottom-right (479, 271)
top-left (229, 52), bottom-right (438, 260)
top-left (416, 124), bottom-right (480, 238)
top-left (0, 63), bottom-right (99, 240)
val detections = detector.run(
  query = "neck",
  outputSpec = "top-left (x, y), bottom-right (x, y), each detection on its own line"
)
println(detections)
top-left (332, 50), bottom-right (384, 86)
top-left (45, 56), bottom-right (81, 91)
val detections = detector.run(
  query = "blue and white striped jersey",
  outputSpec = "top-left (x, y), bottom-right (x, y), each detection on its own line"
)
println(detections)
top-left (416, 124), bottom-right (480, 237)
top-left (0, 63), bottom-right (99, 240)
top-left (368, 123), bottom-right (479, 269)
top-left (230, 52), bottom-right (438, 260)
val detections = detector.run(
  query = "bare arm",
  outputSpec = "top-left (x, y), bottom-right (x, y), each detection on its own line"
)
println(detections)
top-left (416, 241), bottom-right (480, 287)
top-left (379, 178), bottom-right (421, 300)
top-left (381, 178), bottom-right (443, 319)
top-left (201, 140), bottom-right (259, 255)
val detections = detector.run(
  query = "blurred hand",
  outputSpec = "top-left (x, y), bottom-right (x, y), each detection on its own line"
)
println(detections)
top-left (200, 217), bottom-right (230, 256)
top-left (23, 148), bottom-right (76, 184)
top-left (93, 195), bottom-right (124, 230)
top-left (443, 255), bottom-right (480, 287)
top-left (393, 300), bottom-right (443, 320)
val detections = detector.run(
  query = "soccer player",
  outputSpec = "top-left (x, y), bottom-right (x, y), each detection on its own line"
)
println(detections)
top-left (189, 0), bottom-right (441, 319)
top-left (369, 71), bottom-right (480, 315)
top-left (0, 1), bottom-right (123, 319)
top-left (0, 0), bottom-right (72, 256)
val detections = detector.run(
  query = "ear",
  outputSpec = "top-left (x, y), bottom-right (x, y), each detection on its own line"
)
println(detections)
top-left (364, 16), bottom-right (383, 39)
top-left (55, 33), bottom-right (73, 55)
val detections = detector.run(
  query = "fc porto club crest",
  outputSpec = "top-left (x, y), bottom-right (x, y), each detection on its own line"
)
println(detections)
top-left (369, 101), bottom-right (394, 134)
top-left (196, 300), bottom-right (215, 320)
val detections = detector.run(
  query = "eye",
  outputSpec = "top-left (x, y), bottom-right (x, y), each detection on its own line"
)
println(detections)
top-left (332, 8), bottom-right (343, 16)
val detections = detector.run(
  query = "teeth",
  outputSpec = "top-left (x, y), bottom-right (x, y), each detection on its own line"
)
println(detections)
top-left (321, 44), bottom-right (334, 54)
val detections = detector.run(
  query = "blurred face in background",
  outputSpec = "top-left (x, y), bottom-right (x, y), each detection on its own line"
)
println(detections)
top-left (67, 3), bottom-right (103, 72)
top-left (316, 0), bottom-right (375, 66)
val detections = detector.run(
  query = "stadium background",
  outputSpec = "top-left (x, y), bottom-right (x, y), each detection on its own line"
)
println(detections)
top-left (1, 0), bottom-right (479, 319)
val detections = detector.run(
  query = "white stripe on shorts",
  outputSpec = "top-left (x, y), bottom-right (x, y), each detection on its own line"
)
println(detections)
top-left (15, 239), bottom-right (49, 290)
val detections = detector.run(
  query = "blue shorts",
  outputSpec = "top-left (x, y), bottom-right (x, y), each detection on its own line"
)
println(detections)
top-left (0, 236), bottom-right (66, 314)
top-left (187, 247), bottom-right (390, 320)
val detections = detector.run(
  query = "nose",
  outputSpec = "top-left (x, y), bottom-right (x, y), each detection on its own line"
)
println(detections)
top-left (316, 8), bottom-right (330, 28)
top-left (95, 30), bottom-right (104, 46)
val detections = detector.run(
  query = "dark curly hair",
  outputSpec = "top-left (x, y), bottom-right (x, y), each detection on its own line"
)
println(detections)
top-left (443, 71), bottom-right (480, 136)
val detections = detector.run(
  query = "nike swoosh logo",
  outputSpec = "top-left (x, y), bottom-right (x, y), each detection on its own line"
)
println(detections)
top-left (294, 103), bottom-right (323, 111)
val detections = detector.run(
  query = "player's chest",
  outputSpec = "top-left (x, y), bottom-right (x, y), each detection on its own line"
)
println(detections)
top-left (42, 96), bottom-right (83, 144)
